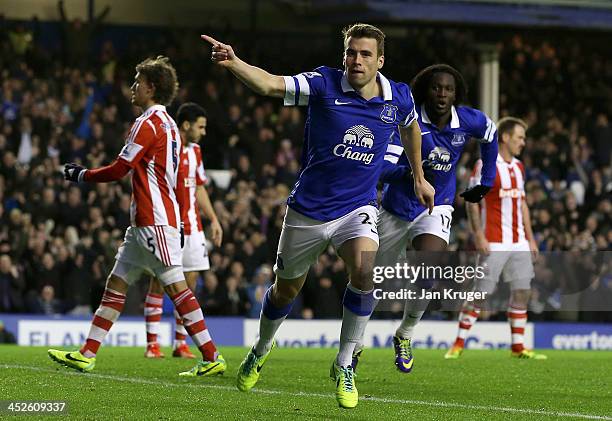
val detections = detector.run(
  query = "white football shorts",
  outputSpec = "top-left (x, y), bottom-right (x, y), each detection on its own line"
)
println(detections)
top-left (112, 225), bottom-right (184, 286)
top-left (374, 205), bottom-right (454, 267)
top-left (182, 229), bottom-right (210, 272)
top-left (273, 205), bottom-right (379, 279)
top-left (474, 241), bottom-right (535, 293)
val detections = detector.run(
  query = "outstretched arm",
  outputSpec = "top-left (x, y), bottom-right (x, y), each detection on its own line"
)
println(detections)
top-left (201, 35), bottom-right (285, 97)
top-left (64, 159), bottom-right (131, 183)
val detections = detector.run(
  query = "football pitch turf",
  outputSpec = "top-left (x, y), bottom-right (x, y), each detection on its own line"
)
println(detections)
top-left (1, 346), bottom-right (611, 420)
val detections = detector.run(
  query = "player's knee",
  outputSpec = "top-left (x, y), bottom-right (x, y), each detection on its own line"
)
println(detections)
top-left (106, 274), bottom-right (129, 294)
top-left (164, 279), bottom-right (188, 297)
top-left (349, 265), bottom-right (374, 290)
top-left (184, 272), bottom-right (198, 292)
top-left (475, 279), bottom-right (496, 296)
top-left (271, 282), bottom-right (299, 307)
top-left (510, 289), bottom-right (530, 306)
top-left (148, 277), bottom-right (164, 295)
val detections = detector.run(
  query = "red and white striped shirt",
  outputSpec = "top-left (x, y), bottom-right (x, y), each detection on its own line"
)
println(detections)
top-left (176, 142), bottom-right (208, 235)
top-left (117, 104), bottom-right (181, 229)
top-left (470, 155), bottom-right (526, 244)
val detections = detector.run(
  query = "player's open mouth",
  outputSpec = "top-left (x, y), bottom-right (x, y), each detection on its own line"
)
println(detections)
top-left (436, 102), bottom-right (447, 111)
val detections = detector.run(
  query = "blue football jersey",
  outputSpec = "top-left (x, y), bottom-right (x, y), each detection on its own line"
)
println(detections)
top-left (381, 105), bottom-right (498, 221)
top-left (283, 66), bottom-right (417, 221)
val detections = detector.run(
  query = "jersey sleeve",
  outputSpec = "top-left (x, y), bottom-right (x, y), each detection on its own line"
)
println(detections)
top-left (194, 146), bottom-right (208, 186)
top-left (466, 109), bottom-right (498, 187)
top-left (380, 128), bottom-right (411, 184)
top-left (470, 109), bottom-right (497, 144)
top-left (282, 67), bottom-right (326, 106)
top-left (383, 128), bottom-right (405, 165)
top-left (380, 161), bottom-right (411, 184)
top-left (83, 159), bottom-right (131, 183)
top-left (396, 84), bottom-right (418, 127)
top-left (478, 140), bottom-right (498, 187)
top-left (117, 119), bottom-right (156, 167)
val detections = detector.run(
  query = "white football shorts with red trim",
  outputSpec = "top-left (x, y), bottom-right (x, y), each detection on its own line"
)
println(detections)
top-left (113, 225), bottom-right (183, 285)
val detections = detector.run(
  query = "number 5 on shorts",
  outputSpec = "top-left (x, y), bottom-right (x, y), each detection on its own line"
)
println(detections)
top-left (147, 236), bottom-right (156, 254)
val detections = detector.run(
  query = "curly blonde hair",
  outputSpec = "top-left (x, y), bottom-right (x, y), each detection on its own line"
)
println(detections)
top-left (135, 56), bottom-right (179, 106)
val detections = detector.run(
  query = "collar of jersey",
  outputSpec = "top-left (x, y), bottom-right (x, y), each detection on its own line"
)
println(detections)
top-left (497, 153), bottom-right (516, 165)
top-left (341, 71), bottom-right (393, 101)
top-left (420, 105), bottom-right (460, 129)
top-left (143, 104), bottom-right (167, 114)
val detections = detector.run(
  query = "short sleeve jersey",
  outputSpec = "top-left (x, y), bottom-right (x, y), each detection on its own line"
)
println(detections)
top-left (117, 104), bottom-right (181, 228)
top-left (175, 142), bottom-right (208, 235)
top-left (282, 66), bottom-right (417, 221)
top-left (382, 105), bottom-right (497, 221)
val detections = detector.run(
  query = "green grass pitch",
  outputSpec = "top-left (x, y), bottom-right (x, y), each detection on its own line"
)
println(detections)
top-left (1, 346), bottom-right (611, 420)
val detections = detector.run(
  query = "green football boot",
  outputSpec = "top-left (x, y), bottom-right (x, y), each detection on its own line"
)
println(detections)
top-left (330, 360), bottom-right (358, 409)
top-left (48, 349), bottom-right (95, 373)
top-left (236, 341), bottom-right (275, 392)
top-left (179, 354), bottom-right (227, 377)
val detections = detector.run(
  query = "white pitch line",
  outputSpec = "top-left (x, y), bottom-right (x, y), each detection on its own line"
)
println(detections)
top-left (3, 364), bottom-right (611, 420)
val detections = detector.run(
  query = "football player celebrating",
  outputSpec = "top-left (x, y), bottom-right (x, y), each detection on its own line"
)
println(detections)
top-left (202, 23), bottom-right (434, 408)
top-left (354, 64), bottom-right (498, 373)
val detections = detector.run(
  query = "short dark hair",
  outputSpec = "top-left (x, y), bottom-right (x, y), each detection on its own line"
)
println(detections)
top-left (135, 56), bottom-right (178, 106)
top-left (497, 116), bottom-right (527, 138)
top-left (410, 64), bottom-right (467, 106)
top-left (342, 23), bottom-right (385, 57)
top-left (176, 102), bottom-right (207, 127)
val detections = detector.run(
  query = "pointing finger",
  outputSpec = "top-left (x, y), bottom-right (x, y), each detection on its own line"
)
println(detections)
top-left (200, 34), bottom-right (219, 46)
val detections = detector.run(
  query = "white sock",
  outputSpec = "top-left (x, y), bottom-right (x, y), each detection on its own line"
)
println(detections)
top-left (253, 313), bottom-right (286, 356)
top-left (395, 284), bottom-right (430, 338)
top-left (396, 310), bottom-right (425, 338)
top-left (336, 285), bottom-right (375, 367)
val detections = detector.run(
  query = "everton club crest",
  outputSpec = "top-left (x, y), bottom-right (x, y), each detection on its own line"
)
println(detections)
top-left (451, 133), bottom-right (466, 146)
top-left (380, 104), bottom-right (398, 124)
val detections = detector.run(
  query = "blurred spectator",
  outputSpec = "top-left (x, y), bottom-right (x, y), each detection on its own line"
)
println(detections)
top-left (57, 0), bottom-right (110, 67)
top-left (0, 254), bottom-right (24, 313)
top-left (200, 272), bottom-right (224, 315)
top-left (312, 277), bottom-right (341, 319)
top-left (247, 264), bottom-right (272, 318)
top-left (592, 114), bottom-right (612, 169)
top-left (28, 285), bottom-right (63, 315)
top-left (220, 275), bottom-right (250, 316)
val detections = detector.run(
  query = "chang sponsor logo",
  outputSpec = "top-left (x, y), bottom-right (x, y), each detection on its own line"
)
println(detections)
top-left (333, 124), bottom-right (375, 165)
top-left (424, 146), bottom-right (452, 172)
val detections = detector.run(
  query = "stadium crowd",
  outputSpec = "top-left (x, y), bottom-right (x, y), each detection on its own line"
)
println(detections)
top-left (0, 18), bottom-right (610, 320)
